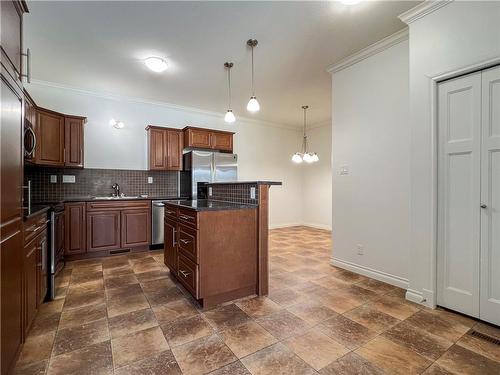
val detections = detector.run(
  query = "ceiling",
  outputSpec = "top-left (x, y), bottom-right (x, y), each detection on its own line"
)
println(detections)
top-left (25, 1), bottom-right (418, 127)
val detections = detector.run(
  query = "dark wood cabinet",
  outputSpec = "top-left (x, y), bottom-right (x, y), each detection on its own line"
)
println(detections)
top-left (23, 239), bottom-right (38, 334)
top-left (146, 126), bottom-right (183, 171)
top-left (121, 209), bottom-right (151, 248)
top-left (65, 203), bottom-right (86, 255)
top-left (0, 0), bottom-right (27, 84)
top-left (164, 218), bottom-right (178, 272)
top-left (36, 231), bottom-right (48, 306)
top-left (86, 210), bottom-right (121, 252)
top-left (35, 109), bottom-right (65, 166)
top-left (183, 126), bottom-right (234, 153)
top-left (64, 116), bottom-right (85, 168)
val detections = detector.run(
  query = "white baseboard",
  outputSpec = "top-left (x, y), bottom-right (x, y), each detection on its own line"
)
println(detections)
top-left (269, 222), bottom-right (332, 231)
top-left (405, 289), bottom-right (425, 304)
top-left (330, 257), bottom-right (408, 289)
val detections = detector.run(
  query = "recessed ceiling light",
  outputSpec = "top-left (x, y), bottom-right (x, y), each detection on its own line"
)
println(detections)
top-left (341, 0), bottom-right (362, 5)
top-left (144, 57), bottom-right (168, 73)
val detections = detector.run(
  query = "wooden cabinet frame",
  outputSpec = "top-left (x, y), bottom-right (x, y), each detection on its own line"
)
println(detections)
top-left (183, 126), bottom-right (234, 153)
top-left (145, 125), bottom-right (183, 171)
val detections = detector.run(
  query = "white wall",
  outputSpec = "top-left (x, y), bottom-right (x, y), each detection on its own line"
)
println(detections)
top-left (302, 123), bottom-right (332, 230)
top-left (330, 39), bottom-right (410, 287)
top-left (402, 1), bottom-right (500, 305)
top-left (26, 82), bottom-right (304, 228)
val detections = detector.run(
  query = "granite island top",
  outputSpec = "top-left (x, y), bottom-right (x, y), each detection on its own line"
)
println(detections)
top-left (165, 199), bottom-right (257, 212)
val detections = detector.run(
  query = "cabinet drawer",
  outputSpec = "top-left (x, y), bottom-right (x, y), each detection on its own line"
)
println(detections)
top-left (178, 224), bottom-right (198, 263)
top-left (86, 200), bottom-right (149, 211)
top-left (177, 254), bottom-right (198, 298)
top-left (165, 204), bottom-right (178, 220)
top-left (24, 213), bottom-right (48, 245)
top-left (178, 208), bottom-right (198, 228)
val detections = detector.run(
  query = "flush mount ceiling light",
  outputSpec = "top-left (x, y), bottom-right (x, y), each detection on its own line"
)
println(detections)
top-left (340, 0), bottom-right (362, 5)
top-left (109, 119), bottom-right (125, 129)
top-left (224, 62), bottom-right (236, 123)
top-left (144, 57), bottom-right (168, 73)
top-left (291, 106), bottom-right (319, 164)
top-left (246, 39), bottom-right (260, 112)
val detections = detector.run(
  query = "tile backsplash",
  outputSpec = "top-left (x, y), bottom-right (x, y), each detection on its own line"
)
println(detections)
top-left (25, 166), bottom-right (181, 202)
top-left (209, 183), bottom-right (259, 205)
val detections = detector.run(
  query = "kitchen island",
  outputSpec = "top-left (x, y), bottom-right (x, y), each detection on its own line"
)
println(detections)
top-left (163, 181), bottom-right (281, 308)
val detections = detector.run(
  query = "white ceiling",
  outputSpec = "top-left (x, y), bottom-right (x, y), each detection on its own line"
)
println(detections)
top-left (24, 1), bottom-right (418, 127)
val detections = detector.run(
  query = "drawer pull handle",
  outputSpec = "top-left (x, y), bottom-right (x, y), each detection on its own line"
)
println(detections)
top-left (180, 239), bottom-right (191, 245)
top-left (179, 215), bottom-right (193, 221)
top-left (166, 210), bottom-right (176, 215)
top-left (179, 270), bottom-right (191, 278)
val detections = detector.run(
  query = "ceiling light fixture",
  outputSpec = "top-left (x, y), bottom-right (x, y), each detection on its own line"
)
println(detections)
top-left (109, 119), bottom-right (125, 129)
top-left (144, 57), bottom-right (168, 73)
top-left (224, 62), bottom-right (236, 123)
top-left (291, 106), bottom-right (319, 164)
top-left (340, 0), bottom-right (362, 5)
top-left (246, 39), bottom-right (260, 112)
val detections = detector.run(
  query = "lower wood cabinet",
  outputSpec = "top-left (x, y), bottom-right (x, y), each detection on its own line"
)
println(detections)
top-left (23, 239), bottom-right (38, 334)
top-left (164, 218), bottom-right (178, 272)
top-left (121, 209), bottom-right (150, 247)
top-left (86, 210), bottom-right (121, 252)
top-left (65, 203), bottom-right (86, 255)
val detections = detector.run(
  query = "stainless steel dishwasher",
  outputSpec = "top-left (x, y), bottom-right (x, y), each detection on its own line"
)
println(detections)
top-left (152, 200), bottom-right (165, 246)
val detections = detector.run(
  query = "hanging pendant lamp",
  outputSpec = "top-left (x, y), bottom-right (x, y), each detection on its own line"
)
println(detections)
top-left (292, 105), bottom-right (319, 164)
top-left (246, 39), bottom-right (260, 112)
top-left (223, 62), bottom-right (235, 123)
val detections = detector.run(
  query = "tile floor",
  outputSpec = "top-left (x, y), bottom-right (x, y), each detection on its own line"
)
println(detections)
top-left (13, 226), bottom-right (500, 374)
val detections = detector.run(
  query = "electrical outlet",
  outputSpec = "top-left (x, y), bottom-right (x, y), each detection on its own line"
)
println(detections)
top-left (250, 187), bottom-right (256, 200)
top-left (147, 177), bottom-right (153, 184)
top-left (208, 187), bottom-right (212, 196)
top-left (50, 175), bottom-right (57, 183)
top-left (62, 175), bottom-right (75, 183)
top-left (357, 244), bottom-right (364, 255)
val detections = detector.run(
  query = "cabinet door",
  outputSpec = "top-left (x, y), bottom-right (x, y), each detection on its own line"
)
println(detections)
top-left (37, 232), bottom-right (48, 305)
top-left (211, 132), bottom-right (233, 152)
top-left (64, 116), bottom-right (84, 167)
top-left (65, 203), bottom-right (86, 255)
top-left (55, 212), bottom-right (65, 267)
top-left (121, 209), bottom-right (150, 248)
top-left (149, 128), bottom-right (167, 170)
top-left (187, 128), bottom-right (211, 149)
top-left (35, 109), bottom-right (65, 166)
top-left (87, 210), bottom-right (121, 252)
top-left (167, 130), bottom-right (183, 170)
top-left (23, 240), bottom-right (38, 334)
top-left (0, 0), bottom-right (24, 82)
top-left (164, 219), bottom-right (178, 272)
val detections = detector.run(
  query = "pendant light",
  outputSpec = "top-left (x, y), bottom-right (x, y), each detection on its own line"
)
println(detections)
top-left (291, 105), bottom-right (319, 164)
top-left (246, 39), bottom-right (260, 112)
top-left (223, 62), bottom-right (236, 123)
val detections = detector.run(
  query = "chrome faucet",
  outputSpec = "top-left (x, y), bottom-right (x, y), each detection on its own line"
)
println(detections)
top-left (111, 183), bottom-right (120, 197)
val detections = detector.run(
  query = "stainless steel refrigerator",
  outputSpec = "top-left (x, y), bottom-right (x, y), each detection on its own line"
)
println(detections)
top-left (183, 151), bottom-right (238, 199)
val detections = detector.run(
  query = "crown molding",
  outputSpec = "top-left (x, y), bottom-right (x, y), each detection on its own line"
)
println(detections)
top-left (327, 28), bottom-right (408, 74)
top-left (27, 79), bottom-right (302, 131)
top-left (398, 0), bottom-right (453, 25)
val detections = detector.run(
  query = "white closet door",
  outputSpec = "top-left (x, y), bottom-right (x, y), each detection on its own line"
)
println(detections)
top-left (480, 65), bottom-right (500, 325)
top-left (437, 72), bottom-right (482, 317)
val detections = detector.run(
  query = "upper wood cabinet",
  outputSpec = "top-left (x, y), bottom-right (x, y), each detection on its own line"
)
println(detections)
top-left (145, 126), bottom-right (183, 171)
top-left (27, 102), bottom-right (86, 168)
top-left (183, 126), bottom-right (234, 153)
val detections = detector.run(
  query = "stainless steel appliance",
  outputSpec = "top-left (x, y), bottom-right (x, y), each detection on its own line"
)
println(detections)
top-left (48, 203), bottom-right (65, 300)
top-left (152, 200), bottom-right (165, 246)
top-left (183, 151), bottom-right (238, 199)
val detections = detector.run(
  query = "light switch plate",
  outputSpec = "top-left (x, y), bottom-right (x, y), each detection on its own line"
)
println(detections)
top-left (62, 175), bottom-right (75, 183)
top-left (50, 175), bottom-right (57, 183)
top-left (340, 165), bottom-right (349, 175)
top-left (147, 177), bottom-right (153, 184)
top-left (208, 187), bottom-right (212, 196)
top-left (250, 187), bottom-right (256, 200)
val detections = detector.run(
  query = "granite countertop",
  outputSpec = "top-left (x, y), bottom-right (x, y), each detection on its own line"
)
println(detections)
top-left (165, 199), bottom-right (257, 212)
top-left (24, 205), bottom-right (51, 220)
top-left (33, 196), bottom-right (188, 204)
top-left (205, 181), bottom-right (282, 186)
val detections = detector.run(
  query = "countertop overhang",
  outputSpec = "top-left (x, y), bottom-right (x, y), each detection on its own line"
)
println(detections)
top-left (164, 199), bottom-right (257, 212)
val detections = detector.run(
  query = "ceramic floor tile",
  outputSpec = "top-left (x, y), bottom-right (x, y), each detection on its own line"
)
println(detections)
top-left (106, 291), bottom-right (150, 318)
top-left (283, 328), bottom-right (349, 371)
top-left (114, 350), bottom-right (181, 375)
top-left (240, 342), bottom-right (316, 375)
top-left (235, 297), bottom-right (283, 318)
top-left (318, 315), bottom-right (378, 350)
top-left (111, 326), bottom-right (169, 368)
top-left (356, 336), bottom-right (432, 375)
top-left (437, 344), bottom-right (500, 374)
top-left (58, 303), bottom-right (107, 329)
top-left (256, 310), bottom-right (310, 340)
top-left (108, 308), bottom-right (158, 338)
top-left (63, 289), bottom-right (105, 310)
top-left (319, 352), bottom-right (385, 375)
top-left (344, 304), bottom-right (401, 333)
top-left (203, 304), bottom-right (251, 331)
top-left (219, 321), bottom-right (277, 358)
top-left (368, 295), bottom-right (420, 320)
top-left (286, 300), bottom-right (338, 324)
top-left (53, 318), bottom-right (110, 356)
top-left (28, 312), bottom-right (61, 336)
top-left (47, 341), bottom-right (113, 375)
top-left (208, 361), bottom-right (250, 375)
top-left (405, 310), bottom-right (470, 342)
top-left (12, 360), bottom-right (48, 375)
top-left (17, 332), bottom-right (56, 365)
top-left (161, 314), bottom-right (214, 347)
top-left (103, 273), bottom-right (139, 289)
top-left (171, 334), bottom-right (237, 375)
top-left (152, 299), bottom-right (199, 324)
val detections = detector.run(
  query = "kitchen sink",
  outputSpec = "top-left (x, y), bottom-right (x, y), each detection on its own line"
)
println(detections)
top-left (92, 196), bottom-right (140, 200)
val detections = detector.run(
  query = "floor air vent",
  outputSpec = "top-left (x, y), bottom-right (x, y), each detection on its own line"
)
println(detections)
top-left (109, 249), bottom-right (130, 255)
top-left (468, 330), bottom-right (500, 346)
